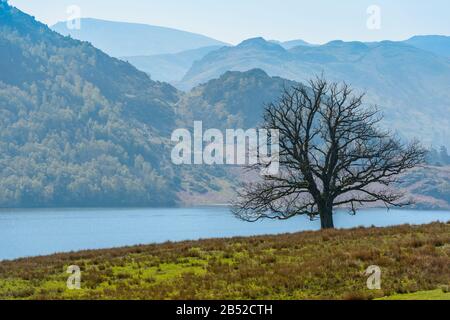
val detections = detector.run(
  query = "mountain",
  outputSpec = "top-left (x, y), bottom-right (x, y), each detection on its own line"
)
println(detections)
top-left (181, 37), bottom-right (450, 148)
top-left (176, 68), bottom-right (296, 128)
top-left (52, 18), bottom-right (228, 57)
top-left (404, 35), bottom-right (450, 59)
top-left (122, 40), bottom-right (315, 85)
top-left (180, 37), bottom-right (290, 90)
top-left (271, 39), bottom-right (316, 49)
top-left (122, 45), bottom-right (225, 84)
top-left (0, 2), bottom-right (181, 207)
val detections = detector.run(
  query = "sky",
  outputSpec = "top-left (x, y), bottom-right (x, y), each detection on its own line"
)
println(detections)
top-left (8, 0), bottom-right (450, 45)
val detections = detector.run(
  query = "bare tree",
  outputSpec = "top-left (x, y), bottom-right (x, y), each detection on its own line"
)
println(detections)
top-left (232, 77), bottom-right (426, 229)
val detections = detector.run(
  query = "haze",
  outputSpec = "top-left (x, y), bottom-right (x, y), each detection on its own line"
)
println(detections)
top-left (8, 0), bottom-right (450, 44)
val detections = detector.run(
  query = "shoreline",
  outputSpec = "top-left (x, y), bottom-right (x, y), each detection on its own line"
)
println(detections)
top-left (1, 208), bottom-right (449, 262)
top-left (2, 220), bottom-right (449, 262)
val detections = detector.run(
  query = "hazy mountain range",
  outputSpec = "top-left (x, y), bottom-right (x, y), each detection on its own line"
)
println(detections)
top-left (180, 37), bottom-right (450, 148)
top-left (119, 40), bottom-right (316, 83)
top-left (181, 37), bottom-right (450, 89)
top-left (52, 18), bottom-right (228, 57)
top-left (121, 45), bottom-right (225, 83)
top-left (0, 2), bottom-right (449, 208)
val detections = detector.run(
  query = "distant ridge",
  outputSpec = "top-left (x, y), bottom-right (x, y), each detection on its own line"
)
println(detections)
top-left (121, 45), bottom-right (226, 83)
top-left (270, 39), bottom-right (316, 49)
top-left (52, 18), bottom-right (228, 57)
top-left (180, 37), bottom-right (450, 148)
top-left (404, 35), bottom-right (450, 59)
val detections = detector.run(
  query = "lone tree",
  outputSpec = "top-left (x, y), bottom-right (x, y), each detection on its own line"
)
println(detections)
top-left (232, 77), bottom-right (426, 229)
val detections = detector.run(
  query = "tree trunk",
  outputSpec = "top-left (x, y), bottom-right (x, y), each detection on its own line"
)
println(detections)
top-left (319, 206), bottom-right (335, 229)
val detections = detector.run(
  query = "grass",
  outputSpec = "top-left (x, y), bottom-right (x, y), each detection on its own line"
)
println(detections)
top-left (0, 222), bottom-right (449, 300)
top-left (378, 289), bottom-right (450, 300)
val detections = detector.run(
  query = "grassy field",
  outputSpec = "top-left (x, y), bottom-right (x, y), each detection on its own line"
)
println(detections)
top-left (0, 222), bottom-right (449, 300)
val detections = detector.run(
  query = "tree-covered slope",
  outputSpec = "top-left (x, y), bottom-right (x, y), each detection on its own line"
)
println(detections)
top-left (0, 2), bottom-right (179, 207)
top-left (176, 69), bottom-right (296, 129)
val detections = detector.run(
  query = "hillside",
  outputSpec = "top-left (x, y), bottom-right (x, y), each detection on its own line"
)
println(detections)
top-left (180, 38), bottom-right (450, 148)
top-left (52, 18), bottom-right (228, 57)
top-left (0, 222), bottom-right (448, 299)
top-left (400, 166), bottom-right (450, 209)
top-left (0, 2), bottom-right (180, 207)
top-left (0, 2), bottom-right (241, 208)
top-left (176, 69), bottom-right (296, 128)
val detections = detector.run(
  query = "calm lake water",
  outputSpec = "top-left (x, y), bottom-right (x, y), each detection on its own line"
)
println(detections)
top-left (0, 207), bottom-right (449, 261)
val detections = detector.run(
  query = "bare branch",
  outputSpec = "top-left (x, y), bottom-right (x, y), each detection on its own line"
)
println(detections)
top-left (232, 76), bottom-right (426, 229)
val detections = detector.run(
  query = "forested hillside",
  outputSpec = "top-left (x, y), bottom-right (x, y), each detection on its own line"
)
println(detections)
top-left (176, 69), bottom-right (296, 129)
top-left (0, 3), bottom-right (286, 208)
top-left (0, 2), bottom-right (179, 207)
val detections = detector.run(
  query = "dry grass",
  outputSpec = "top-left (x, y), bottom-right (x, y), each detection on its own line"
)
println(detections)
top-left (0, 222), bottom-right (449, 300)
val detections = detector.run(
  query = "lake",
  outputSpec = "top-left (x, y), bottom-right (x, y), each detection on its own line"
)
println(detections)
top-left (0, 207), bottom-right (449, 261)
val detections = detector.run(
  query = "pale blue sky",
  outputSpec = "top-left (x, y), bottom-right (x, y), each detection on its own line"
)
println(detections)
top-left (9, 0), bottom-right (450, 44)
